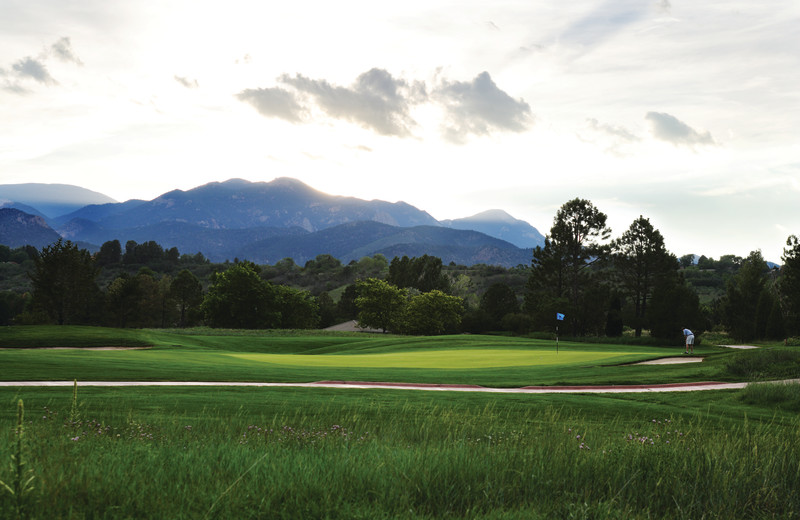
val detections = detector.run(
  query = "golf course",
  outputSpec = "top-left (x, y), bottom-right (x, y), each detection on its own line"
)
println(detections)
top-left (1, 326), bottom-right (799, 519)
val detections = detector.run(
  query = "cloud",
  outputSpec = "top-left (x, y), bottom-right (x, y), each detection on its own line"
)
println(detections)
top-left (50, 37), bottom-right (83, 65)
top-left (174, 75), bottom-right (199, 89)
top-left (236, 87), bottom-right (305, 123)
top-left (279, 68), bottom-right (422, 137)
top-left (237, 68), bottom-right (532, 143)
top-left (560, 0), bottom-right (653, 48)
top-left (2, 37), bottom-right (82, 93)
top-left (579, 118), bottom-right (640, 156)
top-left (434, 71), bottom-right (533, 143)
top-left (645, 112), bottom-right (715, 148)
top-left (12, 57), bottom-right (57, 85)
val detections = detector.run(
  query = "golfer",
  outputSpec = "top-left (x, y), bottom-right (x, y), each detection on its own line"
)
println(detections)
top-left (682, 328), bottom-right (694, 354)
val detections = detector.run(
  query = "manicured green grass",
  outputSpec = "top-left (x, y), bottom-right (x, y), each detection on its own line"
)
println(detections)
top-left (0, 326), bottom-right (731, 387)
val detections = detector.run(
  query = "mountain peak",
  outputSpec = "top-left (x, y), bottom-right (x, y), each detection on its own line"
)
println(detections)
top-left (462, 209), bottom-right (519, 223)
top-left (442, 210), bottom-right (544, 249)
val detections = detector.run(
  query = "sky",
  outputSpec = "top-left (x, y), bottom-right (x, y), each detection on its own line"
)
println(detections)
top-left (1, 1), bottom-right (798, 262)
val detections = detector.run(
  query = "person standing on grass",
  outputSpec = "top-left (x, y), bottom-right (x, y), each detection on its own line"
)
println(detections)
top-left (682, 327), bottom-right (694, 354)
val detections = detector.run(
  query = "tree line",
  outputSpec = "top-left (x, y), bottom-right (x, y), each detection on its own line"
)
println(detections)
top-left (1, 197), bottom-right (799, 343)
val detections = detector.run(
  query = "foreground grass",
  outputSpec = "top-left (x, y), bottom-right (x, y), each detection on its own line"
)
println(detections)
top-left (1, 386), bottom-right (798, 519)
top-left (0, 326), bottom-right (734, 386)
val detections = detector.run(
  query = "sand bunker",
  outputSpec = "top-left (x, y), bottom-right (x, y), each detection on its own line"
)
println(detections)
top-left (633, 356), bottom-right (704, 365)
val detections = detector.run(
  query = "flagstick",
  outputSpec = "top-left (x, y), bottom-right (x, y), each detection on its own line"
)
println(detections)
top-left (556, 324), bottom-right (559, 354)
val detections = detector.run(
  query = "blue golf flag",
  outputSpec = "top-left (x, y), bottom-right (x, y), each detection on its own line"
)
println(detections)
top-left (556, 313), bottom-right (565, 321)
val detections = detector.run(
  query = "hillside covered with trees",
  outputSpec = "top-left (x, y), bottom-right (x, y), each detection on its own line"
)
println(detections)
top-left (1, 198), bottom-right (798, 345)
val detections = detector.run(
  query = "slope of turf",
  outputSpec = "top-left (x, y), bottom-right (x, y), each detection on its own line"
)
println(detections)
top-left (0, 326), bottom-right (733, 386)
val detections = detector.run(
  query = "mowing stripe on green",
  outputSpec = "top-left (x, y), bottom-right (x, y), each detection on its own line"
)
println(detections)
top-left (226, 348), bottom-right (632, 369)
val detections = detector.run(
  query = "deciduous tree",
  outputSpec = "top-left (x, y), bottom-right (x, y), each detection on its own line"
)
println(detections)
top-left (403, 290), bottom-right (463, 335)
top-left (202, 262), bottom-right (279, 329)
top-left (355, 278), bottom-right (407, 333)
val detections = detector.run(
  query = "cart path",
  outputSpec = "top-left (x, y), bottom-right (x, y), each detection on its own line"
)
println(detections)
top-left (1, 379), bottom-right (797, 394)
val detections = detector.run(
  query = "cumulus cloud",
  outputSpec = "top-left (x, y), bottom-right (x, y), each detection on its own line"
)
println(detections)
top-left (434, 71), bottom-right (533, 143)
top-left (236, 87), bottom-right (305, 123)
top-left (174, 75), bottom-right (199, 89)
top-left (279, 68), bottom-right (422, 137)
top-left (2, 37), bottom-right (82, 93)
top-left (237, 68), bottom-right (532, 143)
top-left (645, 111), bottom-right (715, 148)
top-left (12, 57), bottom-right (57, 85)
top-left (50, 37), bottom-right (83, 65)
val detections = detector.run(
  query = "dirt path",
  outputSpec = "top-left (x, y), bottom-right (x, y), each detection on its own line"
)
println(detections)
top-left (2, 379), bottom-right (797, 394)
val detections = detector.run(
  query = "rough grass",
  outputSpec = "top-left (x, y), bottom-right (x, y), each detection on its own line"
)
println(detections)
top-left (725, 347), bottom-right (800, 380)
top-left (0, 386), bottom-right (798, 519)
top-left (739, 381), bottom-right (800, 411)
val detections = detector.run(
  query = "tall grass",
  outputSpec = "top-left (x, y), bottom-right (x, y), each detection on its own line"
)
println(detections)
top-left (739, 381), bottom-right (800, 411)
top-left (725, 347), bottom-right (800, 380)
top-left (1, 389), bottom-right (798, 519)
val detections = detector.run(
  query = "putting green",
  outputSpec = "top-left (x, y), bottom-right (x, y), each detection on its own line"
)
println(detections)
top-left (227, 348), bottom-right (633, 369)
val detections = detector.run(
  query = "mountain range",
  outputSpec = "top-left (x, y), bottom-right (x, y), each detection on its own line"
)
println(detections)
top-left (0, 178), bottom-right (544, 266)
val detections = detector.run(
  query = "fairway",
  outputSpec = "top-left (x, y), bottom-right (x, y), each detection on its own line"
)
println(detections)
top-left (0, 326), bottom-right (733, 386)
top-left (227, 348), bottom-right (631, 369)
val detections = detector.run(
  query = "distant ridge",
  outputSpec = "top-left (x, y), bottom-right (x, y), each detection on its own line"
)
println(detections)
top-left (441, 209), bottom-right (545, 249)
top-left (0, 183), bottom-right (117, 219)
top-left (1, 177), bottom-right (543, 267)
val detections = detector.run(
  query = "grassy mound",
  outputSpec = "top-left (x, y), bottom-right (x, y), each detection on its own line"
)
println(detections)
top-left (0, 326), bottom-right (152, 349)
top-left (725, 348), bottom-right (800, 380)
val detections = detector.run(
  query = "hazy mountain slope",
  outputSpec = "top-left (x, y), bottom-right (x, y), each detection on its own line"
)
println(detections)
top-left (239, 221), bottom-right (531, 266)
top-left (52, 199), bottom-right (147, 228)
top-left (93, 178), bottom-right (440, 231)
top-left (0, 183), bottom-right (117, 218)
top-left (0, 208), bottom-right (62, 248)
top-left (441, 209), bottom-right (545, 249)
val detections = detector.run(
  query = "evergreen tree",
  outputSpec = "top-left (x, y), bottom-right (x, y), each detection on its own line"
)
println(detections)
top-left (648, 271), bottom-right (703, 340)
top-left (95, 240), bottom-right (122, 266)
top-left (480, 283), bottom-right (519, 331)
top-left (722, 250), bottom-right (768, 341)
top-left (612, 216), bottom-right (675, 337)
top-left (29, 239), bottom-right (101, 325)
top-left (525, 198), bottom-right (611, 335)
top-left (780, 235), bottom-right (800, 336)
top-left (170, 269), bottom-right (203, 328)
